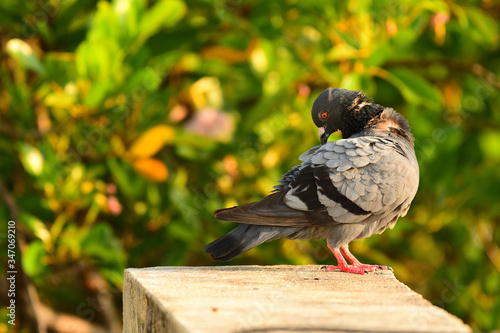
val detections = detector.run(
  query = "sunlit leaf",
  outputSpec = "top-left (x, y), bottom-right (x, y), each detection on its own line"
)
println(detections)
top-left (325, 42), bottom-right (358, 61)
top-left (250, 39), bottom-right (274, 75)
top-left (113, 0), bottom-right (141, 45)
top-left (6, 39), bottom-right (46, 76)
top-left (128, 125), bottom-right (175, 158)
top-left (189, 77), bottom-right (224, 109)
top-left (418, 0), bottom-right (450, 14)
top-left (19, 144), bottom-right (44, 176)
top-left (44, 92), bottom-right (76, 109)
top-left (479, 131), bottom-right (500, 161)
top-left (250, 46), bottom-right (268, 73)
top-left (261, 145), bottom-right (280, 169)
top-left (339, 72), bottom-right (363, 91)
top-left (132, 158), bottom-right (169, 182)
top-left (134, 0), bottom-right (186, 50)
top-left (20, 212), bottom-right (52, 247)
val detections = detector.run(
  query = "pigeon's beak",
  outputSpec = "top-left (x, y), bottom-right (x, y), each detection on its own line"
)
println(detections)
top-left (319, 127), bottom-right (330, 145)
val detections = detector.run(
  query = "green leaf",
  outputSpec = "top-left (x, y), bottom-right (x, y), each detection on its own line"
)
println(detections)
top-left (391, 28), bottom-right (420, 48)
top-left (479, 131), bottom-right (500, 161)
top-left (339, 72), bottom-right (363, 91)
top-left (76, 38), bottom-right (123, 78)
top-left (100, 267), bottom-right (124, 287)
top-left (6, 39), bottom-right (46, 76)
top-left (19, 212), bottom-right (51, 246)
top-left (18, 143), bottom-right (44, 177)
top-left (168, 220), bottom-right (195, 242)
top-left (81, 223), bottom-right (125, 266)
top-left (365, 44), bottom-right (394, 68)
top-left (335, 31), bottom-right (360, 49)
top-left (465, 7), bottom-right (499, 47)
top-left (133, 0), bottom-right (186, 51)
top-left (418, 0), bottom-right (450, 14)
top-left (22, 240), bottom-right (46, 278)
top-left (113, 0), bottom-right (141, 46)
top-left (106, 158), bottom-right (135, 198)
top-left (386, 68), bottom-right (442, 109)
top-left (84, 81), bottom-right (112, 108)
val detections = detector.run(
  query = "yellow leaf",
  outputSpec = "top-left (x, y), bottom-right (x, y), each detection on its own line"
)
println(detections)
top-left (128, 125), bottom-right (174, 158)
top-left (132, 158), bottom-right (169, 182)
top-left (111, 134), bottom-right (126, 156)
top-left (189, 77), bottom-right (223, 109)
top-left (20, 212), bottom-right (52, 248)
top-left (262, 146), bottom-right (280, 169)
top-left (250, 47), bottom-right (268, 73)
top-left (19, 144), bottom-right (44, 176)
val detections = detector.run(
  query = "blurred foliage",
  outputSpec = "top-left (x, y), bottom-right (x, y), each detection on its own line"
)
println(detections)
top-left (1, 0), bottom-right (500, 331)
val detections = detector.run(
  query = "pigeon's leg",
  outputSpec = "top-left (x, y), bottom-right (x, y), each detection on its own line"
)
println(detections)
top-left (340, 245), bottom-right (392, 272)
top-left (322, 241), bottom-right (368, 275)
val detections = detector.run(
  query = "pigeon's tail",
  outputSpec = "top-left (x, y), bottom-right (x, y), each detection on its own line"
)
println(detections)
top-left (204, 224), bottom-right (291, 262)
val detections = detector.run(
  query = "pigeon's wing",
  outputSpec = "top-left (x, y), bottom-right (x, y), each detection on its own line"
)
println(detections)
top-left (215, 136), bottom-right (419, 228)
top-left (272, 145), bottom-right (322, 192)
top-left (214, 165), bottom-right (329, 227)
top-left (284, 135), bottom-right (419, 226)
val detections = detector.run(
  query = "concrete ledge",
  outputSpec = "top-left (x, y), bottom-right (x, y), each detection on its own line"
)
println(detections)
top-left (123, 265), bottom-right (471, 333)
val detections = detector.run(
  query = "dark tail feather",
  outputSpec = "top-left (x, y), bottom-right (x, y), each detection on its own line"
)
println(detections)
top-left (204, 224), bottom-right (290, 262)
top-left (212, 202), bottom-right (311, 227)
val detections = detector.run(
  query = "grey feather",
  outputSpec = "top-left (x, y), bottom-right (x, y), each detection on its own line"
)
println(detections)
top-left (206, 96), bottom-right (419, 262)
top-left (204, 224), bottom-right (296, 261)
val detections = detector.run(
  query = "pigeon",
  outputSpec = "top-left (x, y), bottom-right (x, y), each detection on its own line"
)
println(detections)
top-left (205, 88), bottom-right (419, 274)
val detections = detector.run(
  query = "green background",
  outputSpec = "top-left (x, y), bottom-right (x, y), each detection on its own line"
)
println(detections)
top-left (1, 0), bottom-right (499, 331)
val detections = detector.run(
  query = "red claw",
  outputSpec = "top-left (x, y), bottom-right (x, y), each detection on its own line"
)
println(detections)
top-left (322, 265), bottom-right (369, 275)
top-left (322, 242), bottom-right (392, 275)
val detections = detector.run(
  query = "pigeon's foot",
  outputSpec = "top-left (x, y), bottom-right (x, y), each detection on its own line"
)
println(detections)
top-left (340, 245), bottom-right (393, 271)
top-left (324, 242), bottom-right (392, 275)
top-left (321, 265), bottom-right (368, 275)
top-left (355, 264), bottom-right (393, 272)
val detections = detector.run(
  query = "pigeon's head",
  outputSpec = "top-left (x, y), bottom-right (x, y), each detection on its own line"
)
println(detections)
top-left (311, 88), bottom-right (384, 143)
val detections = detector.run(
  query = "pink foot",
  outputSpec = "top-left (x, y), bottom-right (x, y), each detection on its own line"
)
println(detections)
top-left (322, 243), bottom-right (393, 275)
top-left (355, 264), bottom-right (393, 272)
top-left (321, 265), bottom-right (368, 275)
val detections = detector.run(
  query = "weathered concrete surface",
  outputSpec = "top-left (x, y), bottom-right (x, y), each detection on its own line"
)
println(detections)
top-left (123, 265), bottom-right (471, 333)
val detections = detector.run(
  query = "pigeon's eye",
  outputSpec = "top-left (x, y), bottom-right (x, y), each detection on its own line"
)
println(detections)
top-left (320, 112), bottom-right (328, 119)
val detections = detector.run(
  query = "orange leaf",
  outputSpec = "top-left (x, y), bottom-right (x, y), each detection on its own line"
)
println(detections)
top-left (132, 158), bottom-right (169, 182)
top-left (128, 125), bottom-right (174, 158)
top-left (386, 19), bottom-right (398, 37)
top-left (201, 46), bottom-right (248, 63)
